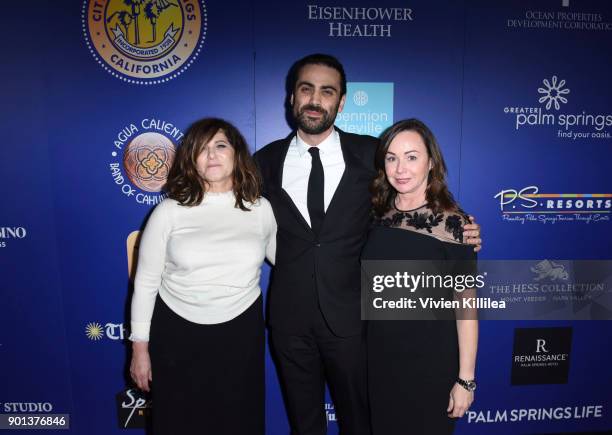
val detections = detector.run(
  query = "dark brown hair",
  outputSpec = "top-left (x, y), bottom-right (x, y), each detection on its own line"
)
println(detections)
top-left (165, 118), bottom-right (261, 210)
top-left (371, 118), bottom-right (459, 216)
top-left (288, 53), bottom-right (347, 96)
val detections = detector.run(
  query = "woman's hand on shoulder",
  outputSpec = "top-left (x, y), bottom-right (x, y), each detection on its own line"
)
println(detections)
top-left (130, 341), bottom-right (152, 392)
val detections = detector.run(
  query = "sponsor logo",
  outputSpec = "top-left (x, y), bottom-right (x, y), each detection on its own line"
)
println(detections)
top-left (511, 327), bottom-right (572, 385)
top-left (503, 76), bottom-right (612, 140)
top-left (0, 227), bottom-right (27, 248)
top-left (1, 403), bottom-right (54, 413)
top-left (83, 0), bottom-right (207, 84)
top-left (325, 402), bottom-right (336, 425)
top-left (335, 83), bottom-right (393, 136)
top-left (494, 186), bottom-right (611, 224)
top-left (466, 404), bottom-right (604, 424)
top-left (116, 389), bottom-right (151, 429)
top-left (537, 76), bottom-right (570, 110)
top-left (109, 118), bottom-right (183, 205)
top-left (85, 322), bottom-right (127, 341)
top-left (531, 260), bottom-right (568, 281)
top-left (506, 1), bottom-right (612, 32)
top-left (306, 5), bottom-right (413, 37)
top-left (484, 260), bottom-right (611, 318)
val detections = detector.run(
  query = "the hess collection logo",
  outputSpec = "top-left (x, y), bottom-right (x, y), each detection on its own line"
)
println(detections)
top-left (83, 0), bottom-right (207, 84)
top-left (109, 118), bottom-right (184, 205)
top-left (85, 322), bottom-right (126, 341)
top-left (494, 185), bottom-right (611, 224)
top-left (531, 260), bottom-right (569, 281)
top-left (503, 75), bottom-right (612, 140)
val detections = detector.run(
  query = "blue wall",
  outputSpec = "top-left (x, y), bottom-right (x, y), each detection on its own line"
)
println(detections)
top-left (1, 1), bottom-right (610, 433)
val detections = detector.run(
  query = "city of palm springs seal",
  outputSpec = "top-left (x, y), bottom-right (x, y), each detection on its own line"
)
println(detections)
top-left (83, 0), bottom-right (207, 84)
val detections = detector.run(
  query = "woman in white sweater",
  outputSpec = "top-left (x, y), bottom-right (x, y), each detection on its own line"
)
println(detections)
top-left (129, 118), bottom-right (276, 435)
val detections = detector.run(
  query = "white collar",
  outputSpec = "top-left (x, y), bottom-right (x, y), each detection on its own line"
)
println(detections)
top-left (294, 129), bottom-right (340, 157)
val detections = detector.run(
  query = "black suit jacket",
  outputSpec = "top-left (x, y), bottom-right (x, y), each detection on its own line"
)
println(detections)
top-left (254, 128), bottom-right (378, 337)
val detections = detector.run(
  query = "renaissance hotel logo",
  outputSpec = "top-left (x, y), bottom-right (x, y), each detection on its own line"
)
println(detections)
top-left (83, 0), bottom-right (207, 84)
top-left (335, 83), bottom-right (393, 136)
top-left (494, 185), bottom-right (611, 224)
top-left (109, 118), bottom-right (184, 205)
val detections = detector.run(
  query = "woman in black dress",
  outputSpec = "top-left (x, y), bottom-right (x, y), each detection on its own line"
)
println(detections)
top-left (363, 119), bottom-right (478, 435)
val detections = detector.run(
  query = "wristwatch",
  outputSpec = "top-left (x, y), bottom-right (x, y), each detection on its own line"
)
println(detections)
top-left (456, 378), bottom-right (477, 392)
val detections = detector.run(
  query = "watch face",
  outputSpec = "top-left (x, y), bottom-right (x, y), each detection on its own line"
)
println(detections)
top-left (468, 381), bottom-right (477, 391)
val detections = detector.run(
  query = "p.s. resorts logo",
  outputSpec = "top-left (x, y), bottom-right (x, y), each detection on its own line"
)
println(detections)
top-left (503, 75), bottom-right (612, 140)
top-left (83, 0), bottom-right (207, 84)
top-left (511, 327), bottom-right (572, 385)
top-left (335, 83), bottom-right (393, 136)
top-left (109, 118), bottom-right (184, 205)
top-left (494, 185), bottom-right (611, 224)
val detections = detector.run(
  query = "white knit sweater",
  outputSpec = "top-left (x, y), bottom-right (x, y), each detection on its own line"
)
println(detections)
top-left (130, 191), bottom-right (276, 341)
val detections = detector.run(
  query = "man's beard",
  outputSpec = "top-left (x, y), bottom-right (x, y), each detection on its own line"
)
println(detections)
top-left (293, 103), bottom-right (339, 135)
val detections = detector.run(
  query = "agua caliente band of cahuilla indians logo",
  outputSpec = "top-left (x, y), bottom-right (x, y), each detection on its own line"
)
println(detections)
top-left (109, 119), bottom-right (184, 205)
top-left (83, 0), bottom-right (207, 84)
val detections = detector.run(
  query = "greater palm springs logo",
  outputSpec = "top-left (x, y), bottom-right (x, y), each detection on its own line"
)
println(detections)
top-left (83, 0), bottom-right (207, 84)
top-left (538, 76), bottom-right (570, 110)
top-left (503, 76), bottom-right (612, 138)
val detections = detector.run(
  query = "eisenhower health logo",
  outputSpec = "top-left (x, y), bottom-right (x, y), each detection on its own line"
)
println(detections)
top-left (335, 82), bottom-right (394, 136)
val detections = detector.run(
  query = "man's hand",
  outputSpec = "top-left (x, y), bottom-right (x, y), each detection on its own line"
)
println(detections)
top-left (463, 216), bottom-right (482, 252)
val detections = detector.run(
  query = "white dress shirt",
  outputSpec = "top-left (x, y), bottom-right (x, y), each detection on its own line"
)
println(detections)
top-left (282, 129), bottom-right (345, 226)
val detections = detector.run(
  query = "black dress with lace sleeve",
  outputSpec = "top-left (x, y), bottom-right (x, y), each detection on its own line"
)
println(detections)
top-left (362, 204), bottom-right (477, 435)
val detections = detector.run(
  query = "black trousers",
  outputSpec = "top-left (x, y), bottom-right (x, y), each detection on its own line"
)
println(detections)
top-left (149, 295), bottom-right (264, 435)
top-left (270, 307), bottom-right (370, 435)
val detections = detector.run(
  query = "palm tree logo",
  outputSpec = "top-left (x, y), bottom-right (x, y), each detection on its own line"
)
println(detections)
top-left (84, 0), bottom-right (206, 83)
top-left (144, 0), bottom-right (178, 42)
top-left (106, 0), bottom-right (179, 49)
top-left (537, 76), bottom-right (570, 111)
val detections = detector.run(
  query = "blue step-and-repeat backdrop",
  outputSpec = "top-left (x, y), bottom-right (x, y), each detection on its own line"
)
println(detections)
top-left (1, 0), bottom-right (611, 433)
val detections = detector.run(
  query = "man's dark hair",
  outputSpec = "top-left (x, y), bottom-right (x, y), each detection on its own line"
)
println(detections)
top-left (288, 53), bottom-right (347, 96)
